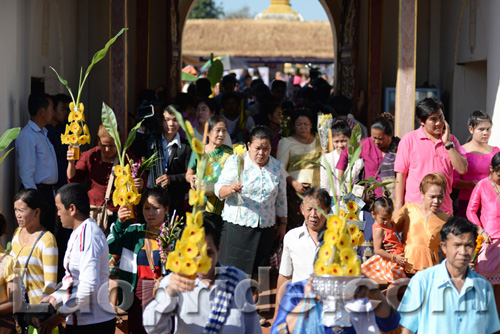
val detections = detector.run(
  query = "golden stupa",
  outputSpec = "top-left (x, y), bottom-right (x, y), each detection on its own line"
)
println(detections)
top-left (255, 0), bottom-right (304, 21)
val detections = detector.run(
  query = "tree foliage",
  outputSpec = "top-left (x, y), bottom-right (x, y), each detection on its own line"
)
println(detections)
top-left (224, 6), bottom-right (254, 19)
top-left (188, 0), bottom-right (224, 19)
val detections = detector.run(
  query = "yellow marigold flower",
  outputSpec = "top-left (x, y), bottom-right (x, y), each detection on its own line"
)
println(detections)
top-left (179, 241), bottom-right (199, 259)
top-left (134, 193), bottom-right (142, 205)
top-left (205, 163), bottom-right (213, 176)
top-left (346, 213), bottom-right (358, 221)
top-left (314, 259), bottom-right (328, 275)
top-left (68, 111), bottom-right (84, 122)
top-left (344, 260), bottom-right (361, 276)
top-left (199, 242), bottom-right (207, 257)
top-left (114, 175), bottom-right (128, 187)
top-left (318, 243), bottom-right (333, 261)
top-left (114, 165), bottom-right (124, 177)
top-left (186, 212), bottom-right (193, 225)
top-left (194, 211), bottom-right (203, 226)
top-left (78, 102), bottom-right (84, 112)
top-left (61, 134), bottom-right (71, 145)
top-left (166, 252), bottom-right (181, 273)
top-left (326, 215), bottom-right (342, 231)
top-left (197, 255), bottom-right (212, 274)
top-left (69, 102), bottom-right (75, 111)
top-left (192, 138), bottom-right (204, 154)
top-left (78, 135), bottom-right (88, 145)
top-left (181, 259), bottom-right (198, 276)
top-left (339, 209), bottom-right (346, 218)
top-left (185, 121), bottom-right (195, 137)
top-left (339, 248), bottom-right (357, 266)
top-left (356, 231), bottom-right (364, 246)
top-left (112, 188), bottom-right (127, 207)
top-left (346, 201), bottom-right (358, 213)
top-left (64, 124), bottom-right (71, 135)
top-left (348, 224), bottom-right (360, 236)
top-left (69, 101), bottom-right (84, 112)
top-left (330, 263), bottom-right (344, 276)
top-left (337, 234), bottom-right (351, 250)
top-left (183, 225), bottom-right (204, 243)
top-left (125, 191), bottom-right (137, 204)
top-left (83, 124), bottom-right (90, 136)
top-left (324, 229), bottom-right (339, 246)
top-left (70, 122), bottom-right (82, 135)
top-left (124, 164), bottom-right (132, 176)
top-left (189, 189), bottom-right (205, 206)
top-left (69, 135), bottom-right (79, 145)
top-left (233, 143), bottom-right (247, 156)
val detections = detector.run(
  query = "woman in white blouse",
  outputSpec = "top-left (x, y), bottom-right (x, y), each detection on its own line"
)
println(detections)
top-left (215, 125), bottom-right (288, 277)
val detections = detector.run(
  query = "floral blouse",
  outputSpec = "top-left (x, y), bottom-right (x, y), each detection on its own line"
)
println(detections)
top-left (215, 152), bottom-right (287, 228)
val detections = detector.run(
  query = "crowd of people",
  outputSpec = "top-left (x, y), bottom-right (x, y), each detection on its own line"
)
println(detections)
top-left (1, 71), bottom-right (500, 334)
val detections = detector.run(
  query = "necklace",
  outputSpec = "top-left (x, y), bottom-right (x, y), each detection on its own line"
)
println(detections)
top-left (489, 176), bottom-right (500, 201)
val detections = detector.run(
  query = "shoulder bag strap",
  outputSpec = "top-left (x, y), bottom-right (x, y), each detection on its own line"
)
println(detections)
top-left (144, 236), bottom-right (158, 279)
top-left (21, 231), bottom-right (47, 280)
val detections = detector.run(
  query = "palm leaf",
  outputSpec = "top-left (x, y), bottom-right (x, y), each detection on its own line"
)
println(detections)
top-left (0, 128), bottom-right (20, 151)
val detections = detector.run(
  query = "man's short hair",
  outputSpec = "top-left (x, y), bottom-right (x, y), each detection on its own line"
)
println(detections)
top-left (51, 93), bottom-right (71, 108)
top-left (57, 183), bottom-right (90, 216)
top-left (440, 216), bottom-right (478, 242)
top-left (302, 187), bottom-right (332, 210)
top-left (416, 97), bottom-right (444, 123)
top-left (28, 93), bottom-right (51, 117)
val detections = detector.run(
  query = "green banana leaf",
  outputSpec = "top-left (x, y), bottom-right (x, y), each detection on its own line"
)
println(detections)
top-left (101, 103), bottom-right (123, 164)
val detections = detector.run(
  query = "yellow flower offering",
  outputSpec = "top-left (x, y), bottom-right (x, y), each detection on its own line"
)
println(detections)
top-left (185, 120), bottom-right (195, 137)
top-left (346, 201), bottom-right (358, 213)
top-left (348, 224), bottom-right (360, 236)
top-left (192, 137), bottom-right (204, 154)
top-left (233, 143), bottom-right (247, 156)
top-left (330, 263), bottom-right (344, 276)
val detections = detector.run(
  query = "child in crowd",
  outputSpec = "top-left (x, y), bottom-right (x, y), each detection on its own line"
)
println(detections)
top-left (320, 119), bottom-right (363, 199)
top-left (467, 152), bottom-right (500, 301)
top-left (362, 197), bottom-right (407, 282)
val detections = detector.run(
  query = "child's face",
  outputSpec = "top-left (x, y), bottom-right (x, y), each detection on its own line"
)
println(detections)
top-left (371, 207), bottom-right (392, 226)
top-left (332, 133), bottom-right (349, 153)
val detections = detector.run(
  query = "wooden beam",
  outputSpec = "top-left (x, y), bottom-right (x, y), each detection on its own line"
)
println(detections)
top-left (395, 0), bottom-right (417, 137)
top-left (135, 0), bottom-right (150, 104)
top-left (166, 0), bottom-right (180, 104)
top-left (110, 0), bottom-right (128, 140)
top-left (367, 0), bottom-right (383, 127)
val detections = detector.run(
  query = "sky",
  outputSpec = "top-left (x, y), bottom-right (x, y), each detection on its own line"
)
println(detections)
top-left (218, 0), bottom-right (329, 22)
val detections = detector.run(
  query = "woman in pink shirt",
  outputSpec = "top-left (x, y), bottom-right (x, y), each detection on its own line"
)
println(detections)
top-left (453, 111), bottom-right (499, 217)
top-left (467, 152), bottom-right (500, 306)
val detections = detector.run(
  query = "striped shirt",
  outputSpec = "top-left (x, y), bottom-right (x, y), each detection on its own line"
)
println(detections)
top-left (10, 228), bottom-right (58, 304)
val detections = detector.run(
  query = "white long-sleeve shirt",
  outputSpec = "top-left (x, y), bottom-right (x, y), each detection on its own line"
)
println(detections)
top-left (52, 218), bottom-right (114, 326)
top-left (143, 266), bottom-right (261, 334)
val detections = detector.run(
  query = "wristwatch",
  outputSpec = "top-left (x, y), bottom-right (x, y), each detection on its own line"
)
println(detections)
top-left (445, 142), bottom-right (455, 150)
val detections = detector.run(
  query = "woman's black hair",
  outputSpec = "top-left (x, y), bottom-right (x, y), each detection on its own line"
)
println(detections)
top-left (371, 112), bottom-right (395, 136)
top-left (57, 183), bottom-right (91, 216)
top-left (330, 119), bottom-right (351, 138)
top-left (142, 186), bottom-right (170, 209)
top-left (0, 213), bottom-right (6, 237)
top-left (290, 108), bottom-right (316, 135)
top-left (14, 189), bottom-right (46, 211)
top-left (370, 196), bottom-right (394, 215)
top-left (416, 97), bottom-right (444, 123)
top-left (248, 125), bottom-right (273, 143)
top-left (468, 110), bottom-right (492, 129)
top-left (491, 152), bottom-right (500, 172)
top-left (206, 115), bottom-right (228, 144)
top-left (194, 95), bottom-right (217, 115)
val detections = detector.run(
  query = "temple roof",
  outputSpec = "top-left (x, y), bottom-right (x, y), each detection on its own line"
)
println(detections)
top-left (182, 19), bottom-right (334, 63)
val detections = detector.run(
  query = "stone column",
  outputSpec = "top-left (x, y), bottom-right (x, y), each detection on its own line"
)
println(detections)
top-left (394, 0), bottom-right (417, 137)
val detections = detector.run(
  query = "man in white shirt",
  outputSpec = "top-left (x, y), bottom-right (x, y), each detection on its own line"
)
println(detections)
top-left (16, 93), bottom-right (58, 232)
top-left (274, 187), bottom-right (331, 317)
top-left (40, 183), bottom-right (115, 334)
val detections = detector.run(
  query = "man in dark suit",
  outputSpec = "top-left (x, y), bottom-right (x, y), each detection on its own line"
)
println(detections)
top-left (148, 106), bottom-right (191, 219)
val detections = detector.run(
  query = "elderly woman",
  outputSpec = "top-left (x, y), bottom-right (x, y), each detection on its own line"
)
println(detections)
top-left (215, 125), bottom-right (287, 277)
top-left (186, 115), bottom-right (233, 215)
top-left (395, 173), bottom-right (450, 274)
top-left (277, 108), bottom-right (321, 229)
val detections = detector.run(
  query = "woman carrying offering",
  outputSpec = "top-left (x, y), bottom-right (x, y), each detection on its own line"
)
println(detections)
top-left (186, 116), bottom-right (233, 215)
top-left (395, 173), bottom-right (450, 274)
top-left (10, 189), bottom-right (58, 305)
top-left (362, 197), bottom-right (407, 282)
top-left (467, 152), bottom-right (500, 307)
top-left (108, 187), bottom-right (170, 334)
top-left (215, 125), bottom-right (287, 277)
top-left (453, 110), bottom-right (498, 217)
top-left (277, 108), bottom-right (321, 229)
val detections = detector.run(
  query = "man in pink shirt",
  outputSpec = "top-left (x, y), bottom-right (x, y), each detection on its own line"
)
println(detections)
top-left (394, 98), bottom-right (467, 216)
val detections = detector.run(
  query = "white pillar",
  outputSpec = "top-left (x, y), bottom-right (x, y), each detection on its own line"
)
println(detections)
top-left (488, 0), bottom-right (500, 146)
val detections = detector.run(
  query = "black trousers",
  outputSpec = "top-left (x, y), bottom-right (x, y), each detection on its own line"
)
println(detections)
top-left (66, 318), bottom-right (115, 334)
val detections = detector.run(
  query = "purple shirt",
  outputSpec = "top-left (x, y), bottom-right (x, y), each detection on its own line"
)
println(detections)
top-left (453, 146), bottom-right (499, 200)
